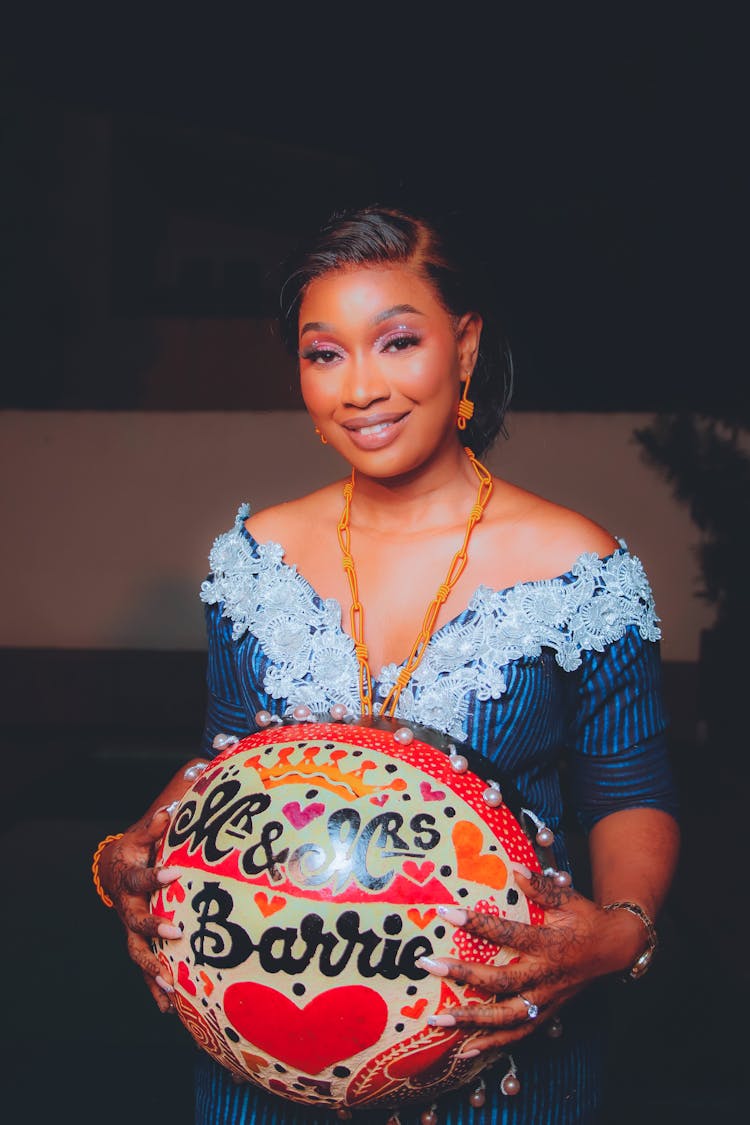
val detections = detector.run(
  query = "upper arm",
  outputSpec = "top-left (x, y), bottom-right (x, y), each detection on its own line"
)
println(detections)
top-left (566, 630), bottom-right (678, 831)
top-left (201, 596), bottom-right (252, 756)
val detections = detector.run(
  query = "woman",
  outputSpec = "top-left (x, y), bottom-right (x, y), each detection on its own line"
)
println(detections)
top-left (95, 206), bottom-right (680, 1124)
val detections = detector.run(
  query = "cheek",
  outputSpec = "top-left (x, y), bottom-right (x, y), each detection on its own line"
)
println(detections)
top-left (398, 347), bottom-right (460, 400)
top-left (299, 372), bottom-right (331, 415)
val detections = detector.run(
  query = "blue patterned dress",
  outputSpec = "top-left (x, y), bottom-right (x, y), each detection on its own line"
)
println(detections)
top-left (192, 506), bottom-right (677, 1125)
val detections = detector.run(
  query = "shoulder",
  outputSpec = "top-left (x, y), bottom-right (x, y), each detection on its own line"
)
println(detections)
top-left (491, 480), bottom-right (619, 577)
top-left (244, 483), bottom-right (346, 551)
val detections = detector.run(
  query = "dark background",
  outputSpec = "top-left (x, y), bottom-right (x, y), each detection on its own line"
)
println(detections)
top-left (2, 9), bottom-right (748, 1122)
top-left (3, 9), bottom-right (745, 415)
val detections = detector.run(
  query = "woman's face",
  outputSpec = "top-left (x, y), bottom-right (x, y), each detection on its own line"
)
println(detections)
top-left (297, 264), bottom-right (481, 479)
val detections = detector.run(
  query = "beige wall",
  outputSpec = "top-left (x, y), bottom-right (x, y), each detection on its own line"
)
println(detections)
top-left (0, 410), bottom-right (711, 659)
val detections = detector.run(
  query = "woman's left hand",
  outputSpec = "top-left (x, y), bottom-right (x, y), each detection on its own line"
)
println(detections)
top-left (417, 866), bottom-right (642, 1051)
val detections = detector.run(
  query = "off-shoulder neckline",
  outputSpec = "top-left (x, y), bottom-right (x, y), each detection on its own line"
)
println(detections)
top-left (235, 521), bottom-right (628, 676)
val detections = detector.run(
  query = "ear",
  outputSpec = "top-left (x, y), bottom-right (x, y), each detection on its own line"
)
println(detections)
top-left (456, 312), bottom-right (483, 381)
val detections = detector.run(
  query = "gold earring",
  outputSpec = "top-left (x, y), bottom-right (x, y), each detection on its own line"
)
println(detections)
top-left (314, 427), bottom-right (328, 445)
top-left (457, 371), bottom-right (475, 430)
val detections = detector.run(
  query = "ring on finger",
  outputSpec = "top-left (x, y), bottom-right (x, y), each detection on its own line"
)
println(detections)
top-left (519, 994), bottom-right (539, 1020)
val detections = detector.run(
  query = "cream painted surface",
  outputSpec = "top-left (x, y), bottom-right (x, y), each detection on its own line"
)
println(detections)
top-left (0, 411), bottom-right (712, 658)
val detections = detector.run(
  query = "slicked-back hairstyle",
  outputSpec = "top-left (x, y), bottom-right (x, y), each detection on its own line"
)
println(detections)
top-left (279, 205), bottom-right (513, 455)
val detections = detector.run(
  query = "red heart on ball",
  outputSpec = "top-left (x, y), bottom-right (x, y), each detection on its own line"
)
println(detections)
top-left (223, 983), bottom-right (388, 1075)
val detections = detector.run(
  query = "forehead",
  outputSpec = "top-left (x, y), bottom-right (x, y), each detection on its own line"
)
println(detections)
top-left (298, 264), bottom-right (448, 330)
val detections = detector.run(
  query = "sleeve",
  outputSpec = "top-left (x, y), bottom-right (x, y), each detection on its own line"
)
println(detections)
top-left (200, 598), bottom-right (254, 757)
top-left (566, 625), bottom-right (679, 831)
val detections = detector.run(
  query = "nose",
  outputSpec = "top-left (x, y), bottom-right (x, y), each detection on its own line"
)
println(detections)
top-left (342, 354), bottom-right (390, 408)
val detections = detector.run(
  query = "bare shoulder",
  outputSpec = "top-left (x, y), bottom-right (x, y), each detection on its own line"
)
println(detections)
top-left (244, 483), bottom-right (345, 549)
top-left (493, 480), bottom-right (620, 577)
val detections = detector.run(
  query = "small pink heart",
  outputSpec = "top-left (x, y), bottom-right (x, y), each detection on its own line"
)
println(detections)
top-left (419, 780), bottom-right (446, 802)
top-left (282, 800), bottom-right (326, 829)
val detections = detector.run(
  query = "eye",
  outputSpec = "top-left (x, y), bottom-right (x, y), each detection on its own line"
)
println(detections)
top-left (299, 345), bottom-right (343, 365)
top-left (381, 331), bottom-right (421, 353)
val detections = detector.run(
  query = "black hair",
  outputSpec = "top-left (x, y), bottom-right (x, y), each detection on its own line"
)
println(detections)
top-left (278, 205), bottom-right (513, 455)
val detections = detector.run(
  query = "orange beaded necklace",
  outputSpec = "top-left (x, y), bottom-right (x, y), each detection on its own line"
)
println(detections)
top-left (337, 446), bottom-right (494, 719)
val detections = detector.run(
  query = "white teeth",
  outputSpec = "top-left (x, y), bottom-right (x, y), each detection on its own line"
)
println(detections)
top-left (359, 422), bottom-right (392, 436)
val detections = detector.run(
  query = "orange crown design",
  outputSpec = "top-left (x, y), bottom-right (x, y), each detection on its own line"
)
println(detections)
top-left (243, 741), bottom-right (408, 802)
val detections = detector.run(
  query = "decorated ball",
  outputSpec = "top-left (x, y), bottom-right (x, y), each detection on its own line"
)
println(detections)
top-left (152, 720), bottom-right (546, 1113)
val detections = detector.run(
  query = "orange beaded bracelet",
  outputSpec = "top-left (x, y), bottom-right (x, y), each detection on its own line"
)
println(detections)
top-left (91, 833), bottom-right (123, 907)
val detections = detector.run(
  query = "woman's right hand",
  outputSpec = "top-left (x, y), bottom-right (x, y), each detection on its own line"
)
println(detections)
top-left (97, 757), bottom-right (209, 1012)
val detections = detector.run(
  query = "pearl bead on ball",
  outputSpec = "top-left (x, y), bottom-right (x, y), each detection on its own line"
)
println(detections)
top-left (501, 1074), bottom-right (521, 1096)
top-left (536, 826), bottom-right (555, 847)
top-left (469, 1086), bottom-right (486, 1108)
top-left (212, 732), bottom-right (238, 750)
top-left (254, 710), bottom-right (272, 728)
top-left (393, 726), bottom-right (414, 745)
top-left (330, 703), bottom-right (348, 721)
top-left (292, 704), bottom-right (312, 721)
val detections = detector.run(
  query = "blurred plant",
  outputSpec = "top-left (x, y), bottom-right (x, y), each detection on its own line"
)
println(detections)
top-left (633, 412), bottom-right (750, 629)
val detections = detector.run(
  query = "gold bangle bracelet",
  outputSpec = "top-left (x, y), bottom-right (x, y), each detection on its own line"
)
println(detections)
top-left (603, 900), bottom-right (658, 980)
top-left (92, 833), bottom-right (124, 907)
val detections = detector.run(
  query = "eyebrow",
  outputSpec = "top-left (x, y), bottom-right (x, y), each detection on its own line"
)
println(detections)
top-left (299, 304), bottom-right (425, 336)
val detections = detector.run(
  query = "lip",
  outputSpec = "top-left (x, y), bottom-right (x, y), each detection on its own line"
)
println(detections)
top-left (340, 411), bottom-right (409, 451)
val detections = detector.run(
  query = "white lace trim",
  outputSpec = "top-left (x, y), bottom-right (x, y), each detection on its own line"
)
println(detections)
top-left (200, 505), bottom-right (661, 743)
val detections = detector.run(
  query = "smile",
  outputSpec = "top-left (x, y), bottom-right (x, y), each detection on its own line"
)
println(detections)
top-left (359, 421), bottom-right (394, 436)
top-left (341, 412), bottom-right (409, 451)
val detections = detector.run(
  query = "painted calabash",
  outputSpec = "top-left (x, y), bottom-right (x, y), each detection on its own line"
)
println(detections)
top-left (152, 720), bottom-right (546, 1114)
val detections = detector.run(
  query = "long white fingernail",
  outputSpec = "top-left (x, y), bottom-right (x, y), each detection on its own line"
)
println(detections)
top-left (427, 1013), bottom-right (456, 1027)
top-left (156, 866), bottom-right (183, 884)
top-left (437, 905), bottom-right (468, 926)
top-left (164, 800), bottom-right (180, 817)
top-left (157, 923), bottom-right (183, 940)
top-left (456, 1047), bottom-right (481, 1059)
top-left (155, 975), bottom-right (174, 994)
top-left (511, 862), bottom-right (532, 879)
top-left (416, 957), bottom-right (450, 976)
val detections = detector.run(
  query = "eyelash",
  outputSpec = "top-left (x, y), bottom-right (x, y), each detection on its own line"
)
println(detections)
top-left (381, 331), bottom-right (420, 353)
top-left (299, 346), bottom-right (342, 365)
top-left (299, 332), bottom-right (421, 365)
